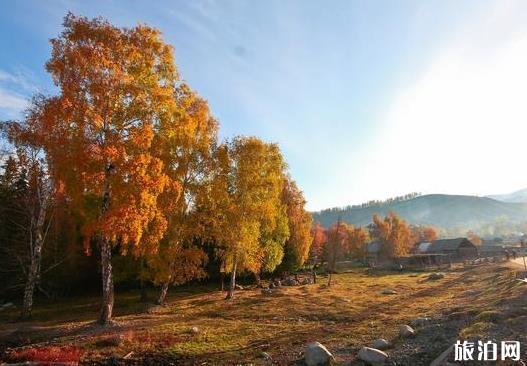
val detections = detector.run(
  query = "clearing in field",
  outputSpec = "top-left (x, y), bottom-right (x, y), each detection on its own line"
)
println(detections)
top-left (1, 262), bottom-right (526, 365)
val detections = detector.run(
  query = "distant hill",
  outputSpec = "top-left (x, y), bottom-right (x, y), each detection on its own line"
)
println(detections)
top-left (487, 188), bottom-right (527, 203)
top-left (311, 194), bottom-right (527, 229)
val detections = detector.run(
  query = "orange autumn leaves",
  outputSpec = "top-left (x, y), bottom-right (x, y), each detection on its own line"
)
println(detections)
top-left (13, 13), bottom-right (313, 313)
top-left (312, 212), bottom-right (439, 262)
top-left (22, 14), bottom-right (177, 253)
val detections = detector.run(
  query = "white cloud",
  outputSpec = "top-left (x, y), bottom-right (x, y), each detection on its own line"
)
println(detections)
top-left (0, 88), bottom-right (28, 110)
top-left (0, 69), bottom-right (36, 118)
top-left (357, 1), bottom-right (527, 201)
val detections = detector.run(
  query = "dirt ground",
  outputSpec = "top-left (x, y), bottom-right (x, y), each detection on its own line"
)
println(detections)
top-left (1, 262), bottom-right (526, 365)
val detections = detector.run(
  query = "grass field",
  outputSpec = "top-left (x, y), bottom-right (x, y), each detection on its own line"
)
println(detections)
top-left (1, 262), bottom-right (526, 365)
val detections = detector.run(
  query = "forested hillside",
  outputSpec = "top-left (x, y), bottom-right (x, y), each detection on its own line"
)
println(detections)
top-left (312, 194), bottom-right (527, 230)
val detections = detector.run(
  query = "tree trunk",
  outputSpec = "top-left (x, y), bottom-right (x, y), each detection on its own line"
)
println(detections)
top-left (140, 258), bottom-right (148, 302)
top-left (327, 271), bottom-right (333, 287)
top-left (312, 265), bottom-right (317, 284)
top-left (225, 260), bottom-right (237, 300)
top-left (157, 283), bottom-right (169, 305)
top-left (97, 170), bottom-right (114, 325)
top-left (140, 278), bottom-right (148, 302)
top-left (254, 271), bottom-right (261, 287)
top-left (98, 236), bottom-right (114, 325)
top-left (21, 187), bottom-right (48, 320)
top-left (220, 272), bottom-right (225, 292)
top-left (20, 241), bottom-right (42, 319)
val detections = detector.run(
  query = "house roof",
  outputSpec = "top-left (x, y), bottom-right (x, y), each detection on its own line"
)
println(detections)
top-left (428, 238), bottom-right (474, 252)
top-left (415, 242), bottom-right (431, 253)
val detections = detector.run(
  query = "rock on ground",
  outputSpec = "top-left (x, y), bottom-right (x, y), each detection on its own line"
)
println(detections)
top-left (428, 273), bottom-right (444, 280)
top-left (411, 317), bottom-right (431, 327)
top-left (260, 351), bottom-right (272, 362)
top-left (399, 324), bottom-right (416, 338)
top-left (304, 342), bottom-right (335, 366)
top-left (283, 278), bottom-right (300, 286)
top-left (357, 346), bottom-right (389, 366)
top-left (381, 289), bottom-right (397, 295)
top-left (372, 338), bottom-right (391, 350)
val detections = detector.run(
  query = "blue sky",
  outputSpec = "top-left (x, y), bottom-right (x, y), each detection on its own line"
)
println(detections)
top-left (2, 1), bottom-right (527, 210)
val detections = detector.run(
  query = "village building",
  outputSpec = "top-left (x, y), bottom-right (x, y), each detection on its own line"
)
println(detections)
top-left (415, 237), bottom-right (478, 259)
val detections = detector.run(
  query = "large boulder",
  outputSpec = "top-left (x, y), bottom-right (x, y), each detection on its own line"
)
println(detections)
top-left (304, 342), bottom-right (335, 366)
top-left (372, 338), bottom-right (391, 350)
top-left (399, 324), bottom-right (416, 338)
top-left (357, 347), bottom-right (389, 366)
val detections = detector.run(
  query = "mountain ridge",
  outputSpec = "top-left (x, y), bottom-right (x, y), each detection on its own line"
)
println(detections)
top-left (486, 188), bottom-right (527, 203)
top-left (311, 193), bottom-right (527, 229)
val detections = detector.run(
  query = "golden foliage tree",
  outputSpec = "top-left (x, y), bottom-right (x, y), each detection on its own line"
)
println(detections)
top-left (325, 218), bottom-right (348, 286)
top-left (371, 212), bottom-right (413, 257)
top-left (410, 224), bottom-right (438, 244)
top-left (346, 225), bottom-right (370, 259)
top-left (467, 230), bottom-right (482, 246)
top-left (278, 177), bottom-right (312, 272)
top-left (143, 83), bottom-right (218, 304)
top-left (20, 14), bottom-right (179, 324)
top-left (310, 221), bottom-right (327, 262)
top-left (206, 137), bottom-right (286, 299)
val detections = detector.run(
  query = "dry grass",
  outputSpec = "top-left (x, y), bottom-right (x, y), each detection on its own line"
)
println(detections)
top-left (1, 263), bottom-right (525, 365)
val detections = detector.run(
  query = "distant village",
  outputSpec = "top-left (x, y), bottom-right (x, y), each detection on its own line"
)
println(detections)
top-left (366, 234), bottom-right (527, 269)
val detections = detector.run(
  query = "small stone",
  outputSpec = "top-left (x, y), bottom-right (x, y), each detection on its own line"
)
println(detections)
top-left (357, 346), bottom-right (389, 366)
top-left (260, 351), bottom-right (272, 362)
top-left (381, 289), bottom-right (397, 295)
top-left (283, 277), bottom-right (299, 286)
top-left (190, 326), bottom-right (199, 334)
top-left (372, 338), bottom-right (391, 350)
top-left (304, 342), bottom-right (335, 366)
top-left (410, 317), bottom-right (431, 327)
top-left (146, 305), bottom-right (164, 314)
top-left (428, 272), bottom-right (444, 280)
top-left (399, 324), bottom-right (415, 338)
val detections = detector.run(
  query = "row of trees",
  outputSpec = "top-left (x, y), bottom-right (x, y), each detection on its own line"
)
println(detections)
top-left (310, 212), bottom-right (439, 271)
top-left (0, 14), bottom-right (311, 324)
top-left (315, 192), bottom-right (422, 214)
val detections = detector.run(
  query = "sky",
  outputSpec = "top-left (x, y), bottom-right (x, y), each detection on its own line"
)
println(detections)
top-left (1, 1), bottom-right (527, 211)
